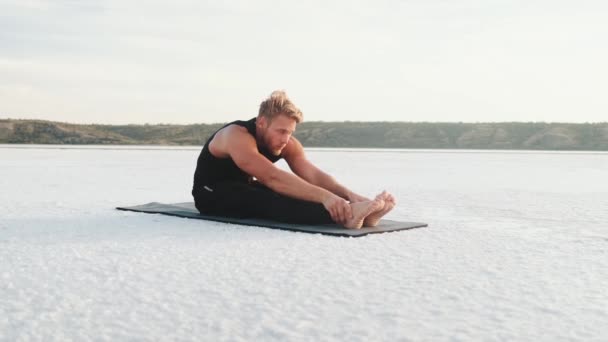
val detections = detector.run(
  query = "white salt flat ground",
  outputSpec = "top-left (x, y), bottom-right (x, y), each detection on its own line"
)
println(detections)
top-left (1, 145), bottom-right (607, 341)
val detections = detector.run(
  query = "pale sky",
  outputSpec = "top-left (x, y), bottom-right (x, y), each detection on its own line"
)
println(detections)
top-left (1, 0), bottom-right (607, 124)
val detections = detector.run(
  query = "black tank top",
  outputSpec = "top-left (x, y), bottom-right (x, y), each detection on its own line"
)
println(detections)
top-left (192, 117), bottom-right (283, 197)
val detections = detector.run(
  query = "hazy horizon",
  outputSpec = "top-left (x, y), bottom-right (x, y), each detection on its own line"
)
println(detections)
top-left (1, 0), bottom-right (607, 125)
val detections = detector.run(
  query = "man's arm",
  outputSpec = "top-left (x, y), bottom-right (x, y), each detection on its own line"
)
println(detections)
top-left (283, 138), bottom-right (370, 203)
top-left (214, 126), bottom-right (352, 223)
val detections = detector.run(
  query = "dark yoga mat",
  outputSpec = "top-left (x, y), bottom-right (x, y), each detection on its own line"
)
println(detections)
top-left (116, 202), bottom-right (428, 237)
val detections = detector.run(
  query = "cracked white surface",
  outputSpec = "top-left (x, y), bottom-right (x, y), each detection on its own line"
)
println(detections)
top-left (1, 146), bottom-right (607, 341)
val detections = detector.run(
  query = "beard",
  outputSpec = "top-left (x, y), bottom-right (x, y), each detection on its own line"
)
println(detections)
top-left (258, 133), bottom-right (280, 155)
top-left (269, 145), bottom-right (282, 156)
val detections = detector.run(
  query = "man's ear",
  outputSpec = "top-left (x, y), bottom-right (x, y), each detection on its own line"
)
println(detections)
top-left (257, 116), bottom-right (267, 128)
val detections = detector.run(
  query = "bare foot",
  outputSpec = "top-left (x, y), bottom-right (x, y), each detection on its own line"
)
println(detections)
top-left (343, 199), bottom-right (384, 229)
top-left (363, 191), bottom-right (396, 227)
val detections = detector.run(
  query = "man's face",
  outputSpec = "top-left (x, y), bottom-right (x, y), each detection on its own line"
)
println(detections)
top-left (257, 114), bottom-right (296, 155)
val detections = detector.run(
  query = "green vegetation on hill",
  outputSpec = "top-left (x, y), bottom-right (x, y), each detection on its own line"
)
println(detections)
top-left (1, 118), bottom-right (607, 150)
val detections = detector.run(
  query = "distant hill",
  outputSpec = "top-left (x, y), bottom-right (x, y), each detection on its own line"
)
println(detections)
top-left (1, 118), bottom-right (608, 150)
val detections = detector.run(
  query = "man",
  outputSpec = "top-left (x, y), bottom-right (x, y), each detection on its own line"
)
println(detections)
top-left (192, 90), bottom-right (395, 229)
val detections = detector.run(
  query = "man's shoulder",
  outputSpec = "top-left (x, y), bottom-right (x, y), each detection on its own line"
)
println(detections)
top-left (282, 136), bottom-right (305, 160)
top-left (214, 123), bottom-right (250, 141)
top-left (209, 124), bottom-right (254, 158)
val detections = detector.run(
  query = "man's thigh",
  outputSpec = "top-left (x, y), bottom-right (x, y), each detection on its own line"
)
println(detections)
top-left (195, 180), bottom-right (333, 224)
top-left (196, 181), bottom-right (275, 217)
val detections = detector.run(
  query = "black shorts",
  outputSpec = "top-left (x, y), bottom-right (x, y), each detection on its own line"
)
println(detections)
top-left (193, 181), bottom-right (334, 225)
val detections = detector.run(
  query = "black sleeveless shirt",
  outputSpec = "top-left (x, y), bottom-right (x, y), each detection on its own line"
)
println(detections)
top-left (192, 117), bottom-right (283, 197)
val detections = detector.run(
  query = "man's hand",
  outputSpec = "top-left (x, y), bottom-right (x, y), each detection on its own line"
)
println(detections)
top-left (322, 194), bottom-right (353, 224)
top-left (347, 192), bottom-right (371, 203)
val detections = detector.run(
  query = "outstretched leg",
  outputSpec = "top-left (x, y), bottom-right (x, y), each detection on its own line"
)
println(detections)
top-left (194, 181), bottom-right (335, 224)
top-left (363, 190), bottom-right (396, 227)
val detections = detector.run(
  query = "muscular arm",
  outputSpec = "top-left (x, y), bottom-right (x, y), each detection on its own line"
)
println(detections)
top-left (283, 138), bottom-right (369, 202)
top-left (210, 125), bottom-right (354, 223)
top-left (215, 126), bottom-right (333, 204)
